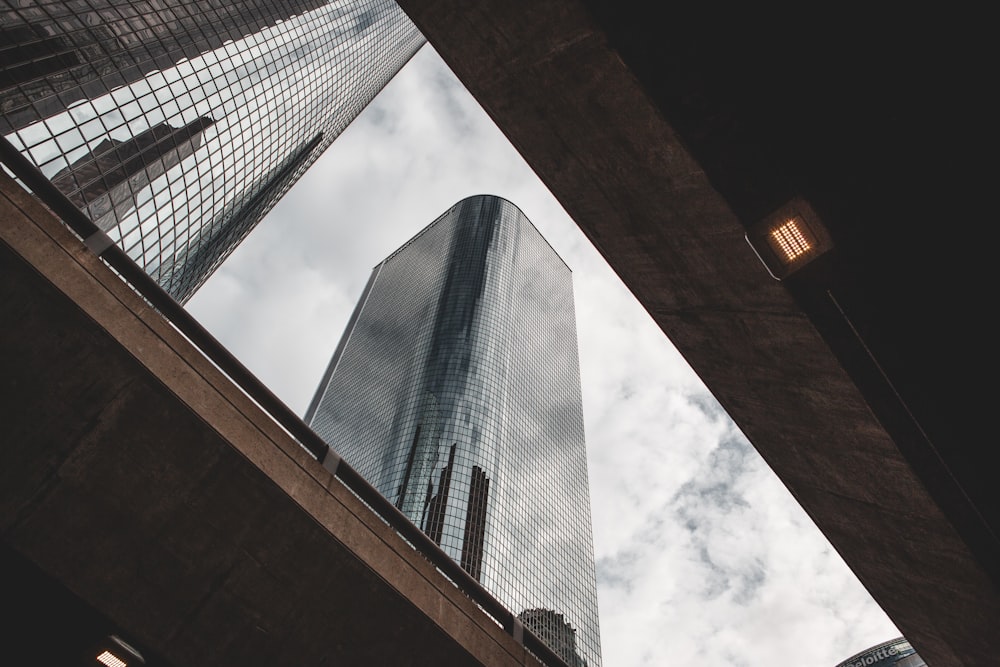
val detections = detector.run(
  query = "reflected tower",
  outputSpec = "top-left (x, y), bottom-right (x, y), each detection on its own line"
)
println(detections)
top-left (306, 195), bottom-right (602, 666)
top-left (49, 116), bottom-right (215, 232)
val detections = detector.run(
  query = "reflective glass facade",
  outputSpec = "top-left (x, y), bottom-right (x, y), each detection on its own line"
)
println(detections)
top-left (836, 638), bottom-right (926, 667)
top-left (306, 195), bottom-right (602, 666)
top-left (2, 0), bottom-right (424, 302)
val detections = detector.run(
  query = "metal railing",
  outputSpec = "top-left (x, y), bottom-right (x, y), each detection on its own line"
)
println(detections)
top-left (0, 135), bottom-right (571, 667)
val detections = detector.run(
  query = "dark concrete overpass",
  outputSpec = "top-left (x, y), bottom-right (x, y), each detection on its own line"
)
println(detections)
top-left (0, 171), bottom-right (549, 666)
top-left (390, 3), bottom-right (997, 666)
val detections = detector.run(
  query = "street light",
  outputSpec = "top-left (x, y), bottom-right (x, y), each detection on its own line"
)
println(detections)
top-left (745, 197), bottom-right (833, 280)
top-left (93, 635), bottom-right (145, 666)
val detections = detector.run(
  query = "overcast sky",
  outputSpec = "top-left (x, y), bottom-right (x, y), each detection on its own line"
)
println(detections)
top-left (185, 43), bottom-right (901, 666)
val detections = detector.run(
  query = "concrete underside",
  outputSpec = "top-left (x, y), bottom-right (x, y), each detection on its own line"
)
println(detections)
top-left (391, 2), bottom-right (998, 666)
top-left (0, 172), bottom-right (543, 667)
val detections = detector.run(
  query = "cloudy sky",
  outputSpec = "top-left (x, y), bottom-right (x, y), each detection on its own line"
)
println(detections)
top-left (185, 43), bottom-right (901, 666)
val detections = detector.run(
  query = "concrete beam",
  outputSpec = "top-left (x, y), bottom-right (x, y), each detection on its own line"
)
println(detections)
top-left (0, 170), bottom-right (543, 667)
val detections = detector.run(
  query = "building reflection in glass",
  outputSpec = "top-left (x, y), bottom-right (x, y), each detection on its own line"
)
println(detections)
top-left (1, 0), bottom-right (424, 303)
top-left (49, 116), bottom-right (214, 232)
top-left (520, 608), bottom-right (588, 667)
top-left (306, 195), bottom-right (602, 666)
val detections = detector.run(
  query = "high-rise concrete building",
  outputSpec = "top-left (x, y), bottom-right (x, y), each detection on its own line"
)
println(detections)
top-left (1, 0), bottom-right (424, 302)
top-left (835, 637), bottom-right (926, 667)
top-left (306, 194), bottom-right (602, 666)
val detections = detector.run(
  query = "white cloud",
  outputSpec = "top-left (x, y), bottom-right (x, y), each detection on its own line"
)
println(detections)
top-left (186, 44), bottom-right (900, 667)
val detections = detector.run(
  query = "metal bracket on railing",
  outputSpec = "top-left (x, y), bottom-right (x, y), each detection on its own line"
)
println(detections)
top-left (84, 229), bottom-right (115, 256)
top-left (322, 450), bottom-right (341, 475)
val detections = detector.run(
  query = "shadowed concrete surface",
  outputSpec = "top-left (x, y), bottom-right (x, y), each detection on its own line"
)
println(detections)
top-left (391, 2), bottom-right (996, 666)
top-left (0, 170), bottom-right (544, 667)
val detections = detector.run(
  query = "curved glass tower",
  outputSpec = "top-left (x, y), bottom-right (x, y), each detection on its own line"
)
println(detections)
top-left (1, 0), bottom-right (424, 302)
top-left (306, 194), bottom-right (602, 666)
top-left (835, 637), bottom-right (926, 667)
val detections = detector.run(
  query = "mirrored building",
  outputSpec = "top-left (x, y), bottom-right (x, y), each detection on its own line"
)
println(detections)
top-left (836, 637), bottom-right (926, 667)
top-left (1, 0), bottom-right (424, 302)
top-left (306, 195), bottom-right (602, 666)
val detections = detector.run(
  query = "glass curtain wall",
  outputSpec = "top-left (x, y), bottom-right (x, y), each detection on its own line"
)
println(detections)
top-left (1, 0), bottom-right (424, 302)
top-left (835, 638), bottom-right (927, 667)
top-left (307, 195), bottom-right (603, 667)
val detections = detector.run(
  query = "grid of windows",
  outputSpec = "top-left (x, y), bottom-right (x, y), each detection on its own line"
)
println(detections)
top-left (1, 0), bottom-right (424, 302)
top-left (306, 195), bottom-right (602, 666)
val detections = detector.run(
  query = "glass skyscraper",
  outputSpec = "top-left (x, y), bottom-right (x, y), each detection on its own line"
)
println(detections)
top-left (835, 637), bottom-right (926, 667)
top-left (306, 195), bottom-right (602, 666)
top-left (1, 0), bottom-right (424, 302)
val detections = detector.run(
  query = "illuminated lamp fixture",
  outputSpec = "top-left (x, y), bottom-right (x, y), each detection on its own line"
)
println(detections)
top-left (94, 635), bottom-right (145, 666)
top-left (745, 197), bottom-right (833, 280)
